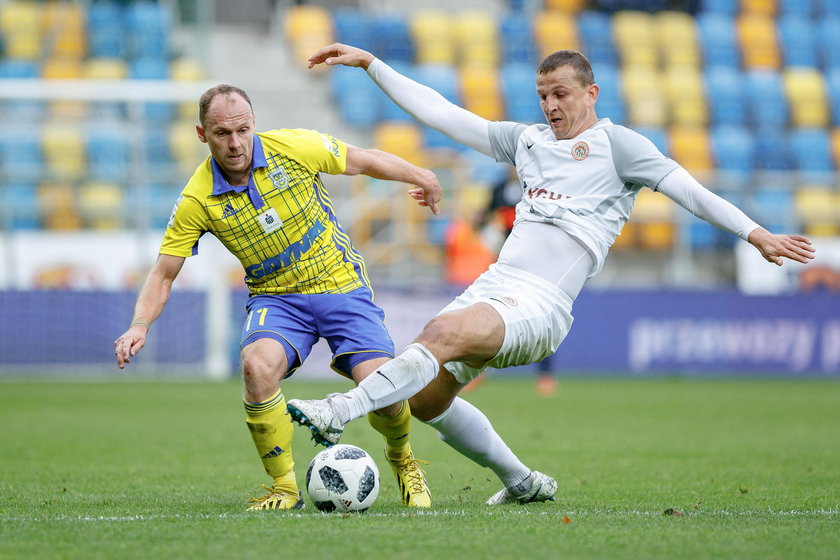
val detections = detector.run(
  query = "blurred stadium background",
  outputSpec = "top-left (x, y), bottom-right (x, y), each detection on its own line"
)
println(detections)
top-left (0, 0), bottom-right (837, 379)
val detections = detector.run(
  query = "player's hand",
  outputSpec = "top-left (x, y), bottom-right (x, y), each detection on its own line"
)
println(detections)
top-left (408, 170), bottom-right (442, 215)
top-left (308, 43), bottom-right (375, 70)
top-left (747, 227), bottom-right (815, 266)
top-left (114, 325), bottom-right (148, 369)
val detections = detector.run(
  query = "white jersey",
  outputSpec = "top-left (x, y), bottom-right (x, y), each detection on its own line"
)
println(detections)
top-left (489, 119), bottom-right (679, 276)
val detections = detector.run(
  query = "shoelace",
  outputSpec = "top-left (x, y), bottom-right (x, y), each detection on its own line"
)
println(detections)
top-left (396, 457), bottom-right (430, 494)
top-left (248, 484), bottom-right (295, 505)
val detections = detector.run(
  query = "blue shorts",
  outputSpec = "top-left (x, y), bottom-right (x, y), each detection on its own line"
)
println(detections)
top-left (240, 287), bottom-right (395, 378)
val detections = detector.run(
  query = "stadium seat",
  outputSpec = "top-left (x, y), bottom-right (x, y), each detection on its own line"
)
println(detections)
top-left (783, 68), bottom-right (829, 127)
top-left (819, 0), bottom-right (840, 16)
top-left (329, 64), bottom-right (381, 127)
top-left (668, 126), bottom-right (714, 173)
top-left (634, 126), bottom-right (670, 156)
top-left (333, 9), bottom-right (376, 53)
top-left (630, 189), bottom-right (675, 250)
top-left (44, 2), bottom-right (86, 59)
top-left (5, 182), bottom-right (41, 229)
top-left (411, 11), bottom-right (456, 65)
top-left (663, 65), bottom-right (707, 127)
top-left (613, 11), bottom-right (658, 68)
top-left (500, 63), bottom-right (544, 123)
top-left (84, 58), bottom-right (129, 80)
top-left (534, 10), bottom-right (579, 58)
top-left (374, 122), bottom-right (426, 166)
top-left (777, 15), bottom-right (819, 68)
top-left (789, 128), bottom-right (835, 173)
top-left (125, 1), bottom-right (170, 59)
top-left (0, 126), bottom-right (42, 183)
top-left (372, 15), bottom-right (413, 63)
top-left (544, 0), bottom-right (586, 11)
top-left (752, 125), bottom-right (793, 170)
top-left (170, 121), bottom-right (205, 178)
top-left (577, 11), bottom-right (618, 65)
top-left (87, 1), bottom-right (126, 58)
top-left (749, 188), bottom-right (797, 233)
top-left (779, 0), bottom-right (817, 17)
top-left (741, 0), bottom-right (778, 15)
top-left (592, 62), bottom-right (626, 124)
top-left (656, 11), bottom-right (701, 68)
top-left (696, 13), bottom-right (741, 68)
top-left (737, 13), bottom-right (781, 69)
top-left (41, 56), bottom-right (84, 80)
top-left (283, 5), bottom-right (334, 71)
top-left (622, 65), bottom-right (668, 127)
top-left (0, 1), bottom-right (42, 59)
top-left (78, 181), bottom-right (125, 229)
top-left (460, 65), bottom-right (504, 121)
top-left (500, 13), bottom-right (537, 64)
top-left (705, 65), bottom-right (748, 126)
top-left (38, 182), bottom-right (81, 230)
top-left (43, 123), bottom-right (86, 181)
top-left (832, 127), bottom-right (840, 164)
top-left (817, 17), bottom-right (840, 70)
top-left (710, 124), bottom-right (757, 176)
top-left (746, 70), bottom-right (789, 128)
top-left (697, 0), bottom-right (738, 15)
top-left (455, 12), bottom-right (499, 67)
top-left (86, 125), bottom-right (129, 182)
top-left (794, 186), bottom-right (840, 236)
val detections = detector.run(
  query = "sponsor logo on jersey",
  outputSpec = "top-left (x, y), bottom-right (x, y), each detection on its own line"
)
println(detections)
top-left (571, 141), bottom-right (589, 161)
top-left (525, 186), bottom-right (571, 201)
top-left (321, 134), bottom-right (341, 158)
top-left (221, 202), bottom-right (239, 218)
top-left (245, 219), bottom-right (327, 279)
top-left (268, 166), bottom-right (289, 190)
top-left (490, 295), bottom-right (519, 308)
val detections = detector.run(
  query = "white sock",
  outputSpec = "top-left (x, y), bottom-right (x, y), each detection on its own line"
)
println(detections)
top-left (424, 397), bottom-right (531, 488)
top-left (329, 343), bottom-right (439, 423)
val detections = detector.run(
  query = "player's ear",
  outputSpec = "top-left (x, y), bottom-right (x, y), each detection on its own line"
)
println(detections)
top-left (196, 124), bottom-right (207, 143)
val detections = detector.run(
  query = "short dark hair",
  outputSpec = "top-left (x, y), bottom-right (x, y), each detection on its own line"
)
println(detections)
top-left (198, 84), bottom-right (253, 125)
top-left (537, 50), bottom-right (594, 88)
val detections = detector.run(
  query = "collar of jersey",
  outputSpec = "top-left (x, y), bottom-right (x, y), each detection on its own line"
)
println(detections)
top-left (210, 134), bottom-right (268, 209)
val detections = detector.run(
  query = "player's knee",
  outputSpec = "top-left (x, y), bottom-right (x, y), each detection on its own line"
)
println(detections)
top-left (417, 314), bottom-right (463, 352)
top-left (241, 342), bottom-right (287, 382)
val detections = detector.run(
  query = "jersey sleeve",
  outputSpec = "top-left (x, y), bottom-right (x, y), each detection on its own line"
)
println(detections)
top-left (159, 193), bottom-right (208, 257)
top-left (266, 129), bottom-right (347, 175)
top-left (488, 121), bottom-right (528, 166)
top-left (605, 125), bottom-right (680, 189)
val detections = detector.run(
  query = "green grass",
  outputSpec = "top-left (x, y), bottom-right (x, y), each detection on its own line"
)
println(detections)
top-left (1, 378), bottom-right (838, 559)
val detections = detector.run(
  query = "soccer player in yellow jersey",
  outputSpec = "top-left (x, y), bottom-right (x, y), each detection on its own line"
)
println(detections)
top-left (113, 84), bottom-right (441, 510)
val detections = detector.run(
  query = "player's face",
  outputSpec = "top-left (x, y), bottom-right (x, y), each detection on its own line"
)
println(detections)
top-left (196, 93), bottom-right (256, 184)
top-left (536, 65), bottom-right (598, 140)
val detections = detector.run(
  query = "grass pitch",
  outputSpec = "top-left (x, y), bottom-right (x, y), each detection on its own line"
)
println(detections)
top-left (1, 377), bottom-right (838, 559)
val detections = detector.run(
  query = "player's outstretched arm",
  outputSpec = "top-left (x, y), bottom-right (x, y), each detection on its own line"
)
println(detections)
top-left (308, 43), bottom-right (375, 70)
top-left (114, 254), bottom-right (185, 369)
top-left (344, 145), bottom-right (442, 215)
top-left (747, 227), bottom-right (815, 266)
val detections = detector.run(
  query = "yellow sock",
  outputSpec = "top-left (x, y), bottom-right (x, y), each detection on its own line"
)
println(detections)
top-left (367, 400), bottom-right (412, 459)
top-left (244, 388), bottom-right (296, 487)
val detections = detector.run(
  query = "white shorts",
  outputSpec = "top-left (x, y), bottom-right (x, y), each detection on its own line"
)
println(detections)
top-left (441, 262), bottom-right (575, 383)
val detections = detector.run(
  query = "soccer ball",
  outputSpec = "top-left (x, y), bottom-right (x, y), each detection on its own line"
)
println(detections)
top-left (305, 444), bottom-right (380, 512)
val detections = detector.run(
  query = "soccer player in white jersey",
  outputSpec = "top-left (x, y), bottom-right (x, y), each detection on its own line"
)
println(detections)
top-left (288, 44), bottom-right (816, 504)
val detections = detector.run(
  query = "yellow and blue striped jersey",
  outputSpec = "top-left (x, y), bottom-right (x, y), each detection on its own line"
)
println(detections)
top-left (160, 129), bottom-right (370, 295)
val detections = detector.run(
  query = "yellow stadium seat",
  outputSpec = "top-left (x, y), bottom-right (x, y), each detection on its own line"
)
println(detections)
top-left (832, 128), bottom-right (840, 167)
top-left (664, 66), bottom-right (708, 126)
top-left (374, 122), bottom-right (426, 166)
top-left (613, 11), bottom-right (658, 67)
top-left (783, 68), bottom-right (829, 128)
top-left (456, 12), bottom-right (498, 67)
top-left (656, 11), bottom-right (701, 68)
top-left (534, 11), bottom-right (579, 57)
top-left (44, 2), bottom-right (86, 58)
top-left (631, 189), bottom-right (676, 250)
top-left (545, 0), bottom-right (587, 12)
top-left (622, 65), bottom-right (668, 126)
top-left (170, 122), bottom-right (205, 177)
top-left (38, 182), bottom-right (81, 230)
top-left (283, 5), bottom-right (334, 70)
top-left (668, 126), bottom-right (714, 173)
top-left (170, 58), bottom-right (204, 81)
top-left (740, 0), bottom-right (777, 16)
top-left (42, 123), bottom-right (86, 181)
top-left (460, 65), bottom-right (504, 121)
top-left (42, 56), bottom-right (84, 80)
top-left (412, 10), bottom-right (456, 65)
top-left (0, 1), bottom-right (42, 59)
top-left (737, 13), bottom-right (781, 70)
top-left (84, 58), bottom-right (128, 80)
top-left (78, 182), bottom-right (125, 229)
top-left (794, 187), bottom-right (840, 236)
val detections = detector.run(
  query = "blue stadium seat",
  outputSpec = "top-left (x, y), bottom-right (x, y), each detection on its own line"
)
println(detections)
top-left (500, 63), bottom-right (544, 124)
top-left (710, 124), bottom-right (756, 176)
top-left (746, 70), bottom-right (789, 128)
top-left (696, 13), bottom-right (740, 68)
top-left (333, 9), bottom-right (377, 53)
top-left (789, 128), bottom-right (835, 172)
top-left (817, 16), bottom-right (840, 69)
top-left (577, 11), bottom-right (618, 65)
top-left (697, 0), bottom-right (738, 15)
top-left (827, 67), bottom-right (840, 124)
top-left (4, 183), bottom-right (40, 229)
top-left (778, 15), bottom-right (819, 68)
top-left (591, 62), bottom-right (625, 124)
top-left (705, 65), bottom-right (748, 126)
top-left (752, 125), bottom-right (793, 170)
top-left (749, 188), bottom-right (797, 233)
top-left (817, 0), bottom-right (840, 16)
top-left (125, 1), bottom-right (170, 59)
top-left (372, 15), bottom-right (413, 63)
top-left (779, 0), bottom-right (817, 17)
top-left (86, 125), bottom-right (129, 182)
top-left (0, 126), bottom-right (42, 183)
top-left (411, 64), bottom-right (460, 104)
top-left (87, 2), bottom-right (126, 58)
top-left (0, 59), bottom-right (38, 78)
top-left (130, 56), bottom-right (169, 79)
top-left (500, 13), bottom-right (537, 65)
top-left (329, 65), bottom-right (381, 127)
top-left (634, 127), bottom-right (669, 156)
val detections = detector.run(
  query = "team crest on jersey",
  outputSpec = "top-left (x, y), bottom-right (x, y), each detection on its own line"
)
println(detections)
top-left (571, 141), bottom-right (589, 161)
top-left (321, 134), bottom-right (341, 158)
top-left (268, 166), bottom-right (289, 191)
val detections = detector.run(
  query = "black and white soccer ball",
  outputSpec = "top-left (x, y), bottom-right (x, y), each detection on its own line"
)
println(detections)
top-left (305, 444), bottom-right (380, 512)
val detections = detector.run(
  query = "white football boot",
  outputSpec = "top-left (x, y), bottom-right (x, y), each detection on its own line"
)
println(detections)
top-left (486, 471), bottom-right (558, 505)
top-left (287, 397), bottom-right (345, 447)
